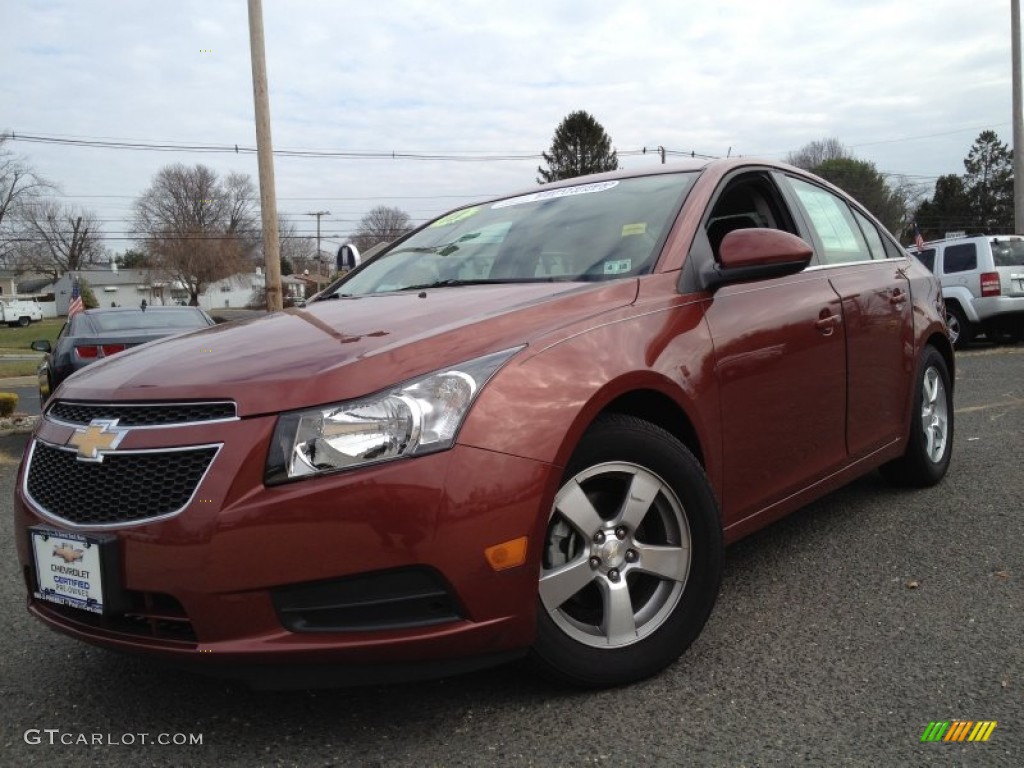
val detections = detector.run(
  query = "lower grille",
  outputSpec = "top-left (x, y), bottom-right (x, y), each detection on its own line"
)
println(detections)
top-left (26, 441), bottom-right (218, 526)
top-left (34, 583), bottom-right (196, 643)
top-left (272, 567), bottom-right (463, 633)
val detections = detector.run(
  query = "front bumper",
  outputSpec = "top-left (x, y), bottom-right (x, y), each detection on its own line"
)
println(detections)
top-left (14, 407), bottom-right (554, 681)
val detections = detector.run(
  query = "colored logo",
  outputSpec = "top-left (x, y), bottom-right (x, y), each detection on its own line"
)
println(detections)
top-left (921, 721), bottom-right (997, 743)
top-left (67, 419), bottom-right (128, 462)
top-left (52, 543), bottom-right (84, 563)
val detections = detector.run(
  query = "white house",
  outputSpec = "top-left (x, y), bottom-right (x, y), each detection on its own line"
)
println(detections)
top-left (49, 263), bottom-right (307, 315)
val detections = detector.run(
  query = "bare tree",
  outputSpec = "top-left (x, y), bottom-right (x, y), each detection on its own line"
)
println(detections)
top-left (0, 136), bottom-right (57, 267)
top-left (16, 200), bottom-right (105, 279)
top-left (785, 138), bottom-right (851, 170)
top-left (351, 206), bottom-right (413, 252)
top-left (278, 214), bottom-right (317, 274)
top-left (133, 164), bottom-right (259, 305)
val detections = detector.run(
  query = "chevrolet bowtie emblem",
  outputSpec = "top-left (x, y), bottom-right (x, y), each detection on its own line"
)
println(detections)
top-left (68, 419), bottom-right (127, 462)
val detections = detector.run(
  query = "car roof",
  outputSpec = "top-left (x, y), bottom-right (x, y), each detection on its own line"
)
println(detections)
top-left (82, 306), bottom-right (206, 314)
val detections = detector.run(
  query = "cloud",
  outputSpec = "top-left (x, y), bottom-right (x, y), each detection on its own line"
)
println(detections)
top-left (0, 0), bottom-right (1014, 246)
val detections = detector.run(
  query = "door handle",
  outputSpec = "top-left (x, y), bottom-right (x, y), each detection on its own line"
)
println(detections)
top-left (814, 314), bottom-right (841, 334)
top-left (889, 289), bottom-right (906, 306)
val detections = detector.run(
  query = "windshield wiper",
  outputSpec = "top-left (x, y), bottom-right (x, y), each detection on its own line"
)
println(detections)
top-left (399, 278), bottom-right (497, 291)
top-left (398, 277), bottom-right (565, 291)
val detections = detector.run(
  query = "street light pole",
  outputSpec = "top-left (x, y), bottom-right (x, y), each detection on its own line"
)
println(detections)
top-left (306, 211), bottom-right (330, 278)
top-left (1013, 0), bottom-right (1024, 232)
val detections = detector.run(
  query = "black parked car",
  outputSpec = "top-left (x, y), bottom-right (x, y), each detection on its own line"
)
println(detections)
top-left (32, 306), bottom-right (215, 406)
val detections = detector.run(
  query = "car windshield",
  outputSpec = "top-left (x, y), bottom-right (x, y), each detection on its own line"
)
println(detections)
top-left (87, 310), bottom-right (209, 333)
top-left (991, 238), bottom-right (1024, 267)
top-left (327, 173), bottom-right (696, 297)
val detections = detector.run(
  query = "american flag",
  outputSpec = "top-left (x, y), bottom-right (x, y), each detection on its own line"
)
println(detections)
top-left (913, 222), bottom-right (926, 252)
top-left (68, 280), bottom-right (84, 317)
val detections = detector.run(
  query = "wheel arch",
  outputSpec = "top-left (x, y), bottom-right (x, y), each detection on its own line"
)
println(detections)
top-left (941, 289), bottom-right (978, 322)
top-left (599, 389), bottom-right (705, 468)
top-left (549, 375), bottom-right (718, 493)
top-left (927, 332), bottom-right (955, 391)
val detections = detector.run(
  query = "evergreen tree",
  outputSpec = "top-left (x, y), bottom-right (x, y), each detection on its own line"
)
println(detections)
top-left (912, 131), bottom-right (1014, 238)
top-left (115, 249), bottom-right (150, 269)
top-left (913, 175), bottom-right (972, 240)
top-left (537, 111), bottom-right (619, 183)
top-left (78, 278), bottom-right (99, 309)
top-left (962, 130), bottom-right (1013, 233)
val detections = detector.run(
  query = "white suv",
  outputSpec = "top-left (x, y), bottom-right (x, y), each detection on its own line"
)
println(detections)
top-left (913, 235), bottom-right (1024, 347)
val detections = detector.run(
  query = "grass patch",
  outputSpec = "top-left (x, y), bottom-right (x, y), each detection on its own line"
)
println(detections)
top-left (0, 360), bottom-right (40, 377)
top-left (0, 318), bottom-right (63, 351)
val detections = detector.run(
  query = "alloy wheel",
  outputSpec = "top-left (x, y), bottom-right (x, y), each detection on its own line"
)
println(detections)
top-left (540, 462), bottom-right (691, 649)
top-left (921, 365), bottom-right (949, 463)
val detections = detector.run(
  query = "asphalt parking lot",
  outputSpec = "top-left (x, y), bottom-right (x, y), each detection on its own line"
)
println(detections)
top-left (0, 345), bottom-right (1021, 767)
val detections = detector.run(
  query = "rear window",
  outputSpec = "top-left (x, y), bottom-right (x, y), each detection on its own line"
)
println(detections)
top-left (991, 239), bottom-right (1024, 267)
top-left (88, 310), bottom-right (210, 333)
top-left (942, 243), bottom-right (977, 273)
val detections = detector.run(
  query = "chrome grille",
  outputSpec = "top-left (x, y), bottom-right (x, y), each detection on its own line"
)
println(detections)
top-left (47, 400), bottom-right (237, 427)
top-left (26, 441), bottom-right (218, 526)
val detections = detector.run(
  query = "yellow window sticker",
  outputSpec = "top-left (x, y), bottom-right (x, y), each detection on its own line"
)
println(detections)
top-left (431, 206), bottom-right (480, 228)
top-left (621, 223), bottom-right (647, 237)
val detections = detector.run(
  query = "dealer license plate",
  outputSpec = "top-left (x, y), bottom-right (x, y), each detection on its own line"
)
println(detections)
top-left (31, 528), bottom-right (108, 614)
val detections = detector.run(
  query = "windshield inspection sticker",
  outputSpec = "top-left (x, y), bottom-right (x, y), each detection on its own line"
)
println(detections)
top-left (492, 181), bottom-right (619, 209)
top-left (604, 259), bottom-right (632, 275)
top-left (430, 206), bottom-right (480, 227)
top-left (621, 223), bottom-right (647, 237)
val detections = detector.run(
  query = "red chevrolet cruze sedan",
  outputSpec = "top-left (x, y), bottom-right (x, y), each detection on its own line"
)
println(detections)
top-left (14, 159), bottom-right (953, 688)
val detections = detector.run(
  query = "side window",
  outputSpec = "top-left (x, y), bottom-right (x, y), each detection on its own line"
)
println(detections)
top-left (851, 209), bottom-right (886, 260)
top-left (787, 177), bottom-right (871, 265)
top-left (915, 248), bottom-right (937, 273)
top-left (943, 243), bottom-right (977, 273)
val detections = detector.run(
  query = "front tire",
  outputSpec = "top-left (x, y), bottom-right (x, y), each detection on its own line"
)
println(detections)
top-left (530, 414), bottom-right (722, 687)
top-left (880, 346), bottom-right (953, 487)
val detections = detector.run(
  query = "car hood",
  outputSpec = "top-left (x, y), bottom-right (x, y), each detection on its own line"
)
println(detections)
top-left (57, 281), bottom-right (638, 416)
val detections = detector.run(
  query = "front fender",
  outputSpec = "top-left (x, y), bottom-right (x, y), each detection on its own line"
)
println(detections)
top-left (457, 294), bottom-right (721, 494)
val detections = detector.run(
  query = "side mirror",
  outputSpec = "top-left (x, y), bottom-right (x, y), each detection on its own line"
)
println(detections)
top-left (31, 340), bottom-right (51, 353)
top-left (705, 229), bottom-right (813, 289)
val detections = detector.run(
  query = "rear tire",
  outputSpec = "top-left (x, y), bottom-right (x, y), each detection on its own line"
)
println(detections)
top-left (17, 316), bottom-right (30, 327)
top-left (880, 346), bottom-right (953, 487)
top-left (530, 414), bottom-right (722, 687)
top-left (945, 304), bottom-right (972, 349)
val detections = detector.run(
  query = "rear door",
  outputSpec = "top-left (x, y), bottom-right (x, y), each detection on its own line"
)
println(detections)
top-left (782, 176), bottom-right (913, 457)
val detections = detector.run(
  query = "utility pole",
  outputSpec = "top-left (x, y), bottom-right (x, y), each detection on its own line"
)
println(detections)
top-left (306, 211), bottom-right (330, 279)
top-left (1013, 0), bottom-right (1024, 232)
top-left (247, 0), bottom-right (282, 311)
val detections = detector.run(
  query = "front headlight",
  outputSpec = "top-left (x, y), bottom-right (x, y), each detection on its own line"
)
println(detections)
top-left (265, 347), bottom-right (521, 484)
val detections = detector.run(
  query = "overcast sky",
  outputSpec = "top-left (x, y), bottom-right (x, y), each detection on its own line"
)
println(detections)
top-left (0, 0), bottom-right (1018, 254)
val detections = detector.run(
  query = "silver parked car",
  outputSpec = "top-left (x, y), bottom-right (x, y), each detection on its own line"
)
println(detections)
top-left (913, 235), bottom-right (1024, 347)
